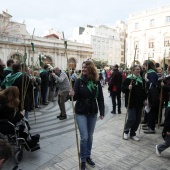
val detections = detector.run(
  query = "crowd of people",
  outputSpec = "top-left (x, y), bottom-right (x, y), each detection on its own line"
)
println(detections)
top-left (0, 57), bottom-right (170, 170)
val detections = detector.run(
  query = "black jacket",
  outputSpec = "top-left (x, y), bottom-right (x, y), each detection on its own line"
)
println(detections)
top-left (122, 77), bottom-right (146, 108)
top-left (0, 99), bottom-right (23, 125)
top-left (34, 77), bottom-right (41, 91)
top-left (73, 76), bottom-right (105, 116)
top-left (40, 71), bottom-right (49, 86)
top-left (162, 107), bottom-right (170, 140)
top-left (164, 107), bottom-right (170, 132)
top-left (108, 69), bottom-right (122, 92)
top-left (2, 69), bottom-right (12, 80)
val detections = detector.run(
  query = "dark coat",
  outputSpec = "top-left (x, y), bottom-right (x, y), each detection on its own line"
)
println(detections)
top-left (10, 73), bottom-right (33, 111)
top-left (34, 77), bottom-right (41, 91)
top-left (108, 69), bottom-right (122, 92)
top-left (164, 107), bottom-right (170, 132)
top-left (2, 69), bottom-right (12, 80)
top-left (0, 99), bottom-right (23, 125)
top-left (122, 77), bottom-right (146, 108)
top-left (73, 76), bottom-right (105, 116)
top-left (162, 76), bottom-right (170, 105)
top-left (162, 107), bottom-right (170, 140)
top-left (40, 71), bottom-right (49, 86)
top-left (147, 72), bottom-right (158, 108)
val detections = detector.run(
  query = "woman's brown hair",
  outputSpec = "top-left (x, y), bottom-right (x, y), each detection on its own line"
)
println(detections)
top-left (0, 86), bottom-right (20, 111)
top-left (82, 60), bottom-right (99, 82)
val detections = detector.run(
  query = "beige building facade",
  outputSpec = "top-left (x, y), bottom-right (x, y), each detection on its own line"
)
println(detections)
top-left (0, 11), bottom-right (93, 70)
top-left (71, 25), bottom-right (122, 65)
top-left (126, 5), bottom-right (170, 67)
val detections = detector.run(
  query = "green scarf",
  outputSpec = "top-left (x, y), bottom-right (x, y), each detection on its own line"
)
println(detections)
top-left (4, 67), bottom-right (12, 71)
top-left (147, 69), bottom-right (156, 74)
top-left (80, 77), bottom-right (98, 98)
top-left (40, 69), bottom-right (47, 74)
top-left (168, 101), bottom-right (170, 107)
top-left (87, 80), bottom-right (98, 98)
top-left (1, 72), bottom-right (22, 88)
top-left (127, 74), bottom-right (143, 86)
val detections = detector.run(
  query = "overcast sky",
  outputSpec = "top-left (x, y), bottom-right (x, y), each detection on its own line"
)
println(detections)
top-left (0, 0), bottom-right (170, 38)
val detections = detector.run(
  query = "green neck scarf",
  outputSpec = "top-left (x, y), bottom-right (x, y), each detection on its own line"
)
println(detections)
top-left (1, 72), bottom-right (22, 88)
top-left (147, 69), bottom-right (155, 74)
top-left (80, 77), bottom-right (98, 98)
top-left (40, 69), bottom-right (47, 73)
top-left (4, 67), bottom-right (12, 71)
top-left (127, 74), bottom-right (143, 86)
top-left (168, 101), bottom-right (170, 107)
top-left (87, 80), bottom-right (98, 98)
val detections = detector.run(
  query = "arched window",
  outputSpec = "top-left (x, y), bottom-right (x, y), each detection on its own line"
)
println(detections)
top-left (42, 55), bottom-right (54, 66)
top-left (164, 37), bottom-right (170, 47)
top-left (148, 39), bottom-right (154, 48)
top-left (10, 53), bottom-right (23, 62)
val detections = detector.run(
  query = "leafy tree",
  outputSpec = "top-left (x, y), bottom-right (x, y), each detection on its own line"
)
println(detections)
top-left (92, 59), bottom-right (108, 69)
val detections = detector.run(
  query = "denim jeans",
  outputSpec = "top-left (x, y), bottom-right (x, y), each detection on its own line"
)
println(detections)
top-left (158, 135), bottom-right (170, 153)
top-left (124, 107), bottom-right (142, 137)
top-left (34, 90), bottom-right (39, 107)
top-left (24, 110), bottom-right (28, 119)
top-left (76, 113), bottom-right (97, 162)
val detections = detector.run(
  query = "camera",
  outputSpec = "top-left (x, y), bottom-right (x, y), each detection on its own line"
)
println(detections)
top-left (49, 69), bottom-right (54, 73)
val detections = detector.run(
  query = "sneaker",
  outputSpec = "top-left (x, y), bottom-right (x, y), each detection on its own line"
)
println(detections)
top-left (86, 157), bottom-right (95, 167)
top-left (130, 136), bottom-right (140, 141)
top-left (156, 145), bottom-right (161, 156)
top-left (59, 115), bottom-right (67, 120)
top-left (143, 128), bottom-right (155, 134)
top-left (81, 162), bottom-right (86, 170)
top-left (123, 133), bottom-right (128, 140)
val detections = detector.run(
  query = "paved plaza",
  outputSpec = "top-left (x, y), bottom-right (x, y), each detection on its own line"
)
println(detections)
top-left (3, 86), bottom-right (170, 170)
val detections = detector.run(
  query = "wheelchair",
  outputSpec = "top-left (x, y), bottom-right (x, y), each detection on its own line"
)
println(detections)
top-left (0, 119), bottom-right (31, 163)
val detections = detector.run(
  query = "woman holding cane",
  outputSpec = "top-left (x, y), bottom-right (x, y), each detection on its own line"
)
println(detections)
top-left (69, 60), bottom-right (105, 170)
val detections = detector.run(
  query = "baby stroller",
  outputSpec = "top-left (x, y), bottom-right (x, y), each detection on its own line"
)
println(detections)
top-left (0, 119), bottom-right (40, 163)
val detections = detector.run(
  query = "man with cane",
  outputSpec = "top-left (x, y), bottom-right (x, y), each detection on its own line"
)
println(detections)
top-left (122, 65), bottom-right (146, 141)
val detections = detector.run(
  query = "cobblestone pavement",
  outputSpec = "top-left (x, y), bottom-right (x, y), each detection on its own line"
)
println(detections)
top-left (3, 86), bottom-right (170, 170)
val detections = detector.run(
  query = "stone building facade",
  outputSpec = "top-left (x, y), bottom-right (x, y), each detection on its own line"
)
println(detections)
top-left (126, 5), bottom-right (170, 67)
top-left (0, 11), bottom-right (93, 70)
top-left (70, 25), bottom-right (122, 65)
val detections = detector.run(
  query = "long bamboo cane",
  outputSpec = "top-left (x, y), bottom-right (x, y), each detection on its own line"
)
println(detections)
top-left (21, 41), bottom-right (27, 112)
top-left (158, 50), bottom-right (166, 129)
top-left (62, 32), bottom-right (81, 169)
top-left (122, 45), bottom-right (137, 139)
top-left (31, 28), bottom-right (36, 123)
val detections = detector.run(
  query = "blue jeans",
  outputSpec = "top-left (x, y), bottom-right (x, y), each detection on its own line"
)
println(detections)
top-left (76, 113), bottom-right (97, 162)
top-left (124, 107), bottom-right (142, 137)
top-left (34, 90), bottom-right (39, 107)
top-left (24, 110), bottom-right (28, 119)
